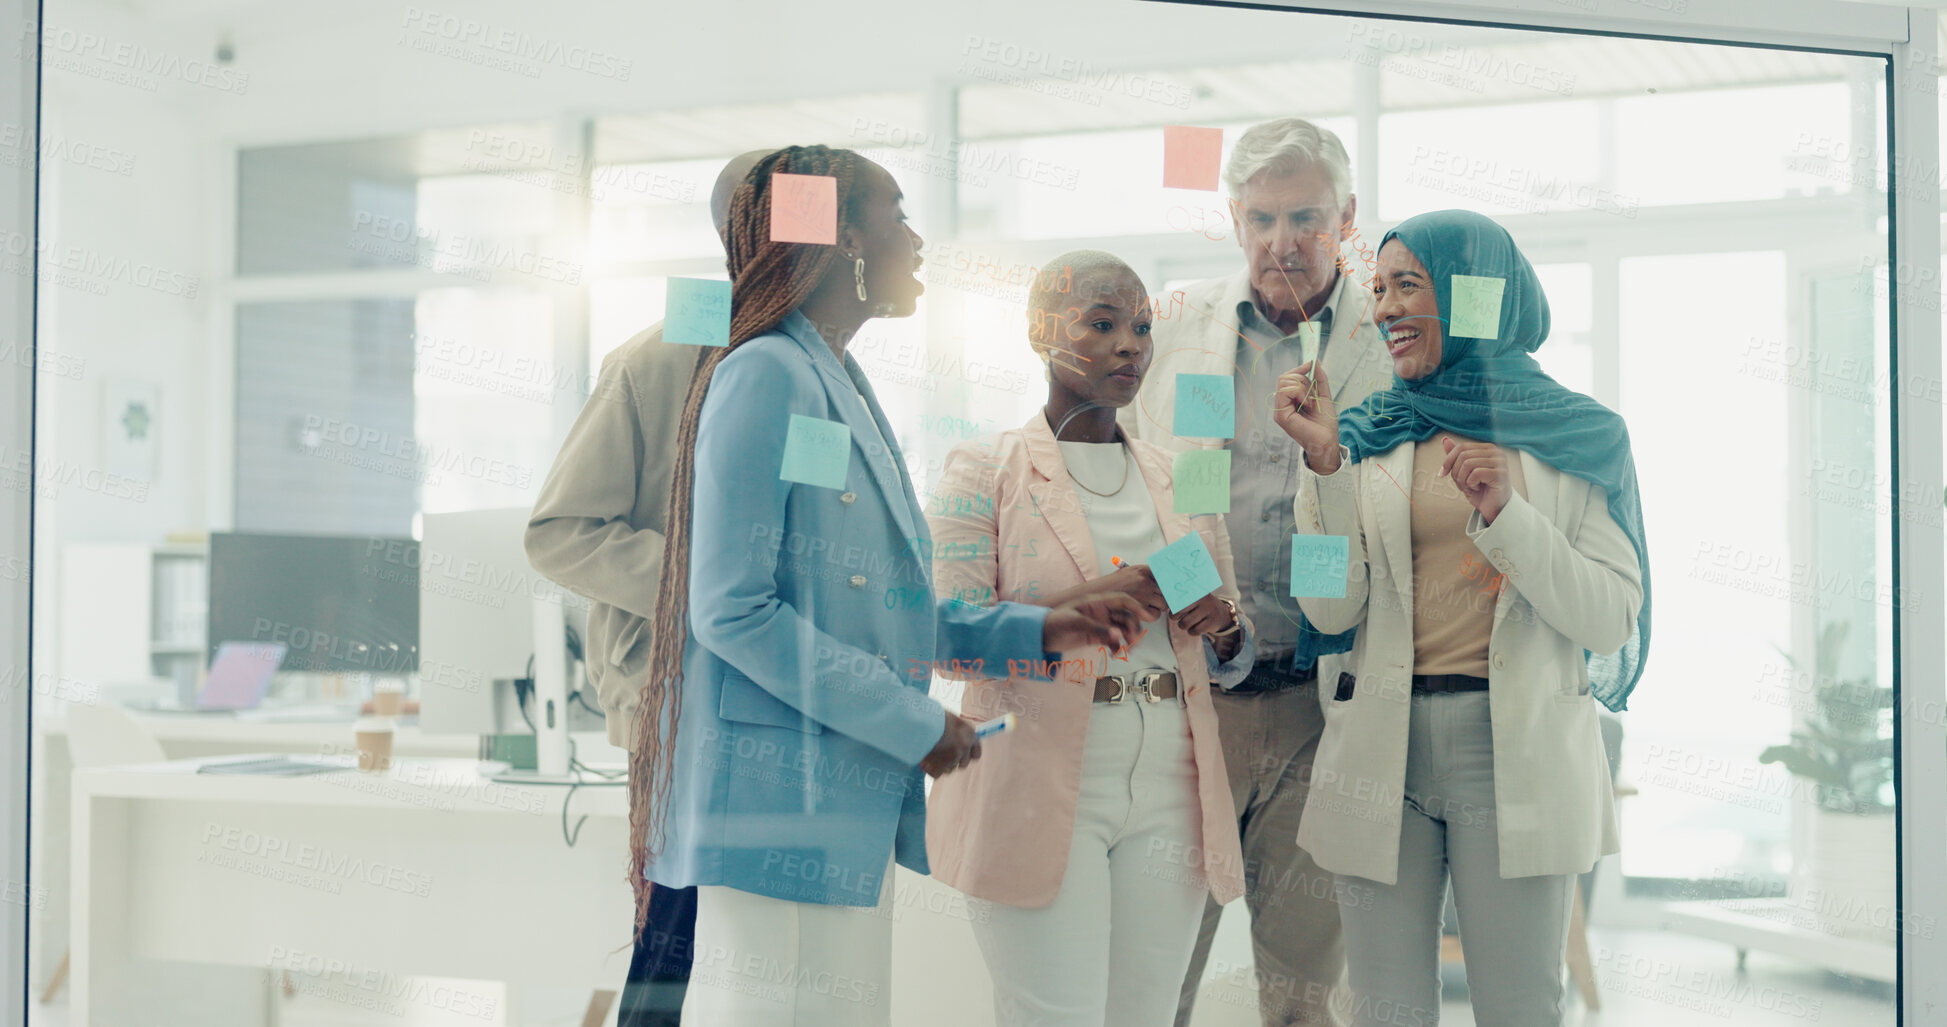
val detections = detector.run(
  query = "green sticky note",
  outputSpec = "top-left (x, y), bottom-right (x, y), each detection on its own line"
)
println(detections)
top-left (664, 277), bottom-right (732, 347)
top-left (1173, 373), bottom-right (1234, 438)
top-left (780, 414), bottom-right (850, 489)
top-left (1173, 449), bottom-right (1230, 514)
top-left (1291, 534), bottom-right (1349, 598)
top-left (1148, 531), bottom-right (1223, 613)
top-left (1449, 275), bottom-right (1505, 339)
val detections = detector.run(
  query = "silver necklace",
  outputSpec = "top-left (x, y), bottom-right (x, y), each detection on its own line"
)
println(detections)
top-left (1067, 442), bottom-right (1132, 498)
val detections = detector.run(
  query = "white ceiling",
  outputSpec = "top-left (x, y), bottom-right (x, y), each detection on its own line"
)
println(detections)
top-left (46, 0), bottom-right (1903, 165)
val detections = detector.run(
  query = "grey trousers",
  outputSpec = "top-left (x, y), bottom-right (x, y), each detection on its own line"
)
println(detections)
top-left (1176, 684), bottom-right (1349, 1027)
top-left (1337, 691), bottom-right (1574, 1027)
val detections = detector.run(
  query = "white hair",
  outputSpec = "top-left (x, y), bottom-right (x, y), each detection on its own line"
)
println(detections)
top-left (1223, 118), bottom-right (1353, 213)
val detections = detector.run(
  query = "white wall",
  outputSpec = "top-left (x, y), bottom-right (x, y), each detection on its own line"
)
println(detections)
top-left (34, 0), bottom-right (217, 687)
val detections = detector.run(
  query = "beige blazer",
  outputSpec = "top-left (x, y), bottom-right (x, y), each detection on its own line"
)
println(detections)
top-left (1292, 443), bottom-right (1643, 883)
top-left (923, 413), bottom-right (1249, 908)
top-left (525, 323), bottom-right (703, 748)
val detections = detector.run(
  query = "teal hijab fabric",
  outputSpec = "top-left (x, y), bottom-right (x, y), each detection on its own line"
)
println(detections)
top-left (1299, 209), bottom-right (1651, 712)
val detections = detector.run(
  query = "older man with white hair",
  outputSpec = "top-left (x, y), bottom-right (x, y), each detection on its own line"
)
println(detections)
top-left (1120, 117), bottom-right (1393, 1027)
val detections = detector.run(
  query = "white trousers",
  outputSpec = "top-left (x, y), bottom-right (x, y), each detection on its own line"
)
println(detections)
top-left (970, 697), bottom-right (1210, 1027)
top-left (682, 854), bottom-right (897, 1026)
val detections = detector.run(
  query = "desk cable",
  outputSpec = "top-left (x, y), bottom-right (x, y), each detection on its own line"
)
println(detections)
top-left (516, 653), bottom-right (627, 848)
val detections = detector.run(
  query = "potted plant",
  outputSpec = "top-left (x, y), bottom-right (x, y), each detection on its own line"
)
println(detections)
top-left (1759, 620), bottom-right (1894, 941)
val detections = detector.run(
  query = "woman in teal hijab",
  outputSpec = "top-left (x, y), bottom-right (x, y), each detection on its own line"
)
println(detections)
top-left (1274, 209), bottom-right (1647, 1025)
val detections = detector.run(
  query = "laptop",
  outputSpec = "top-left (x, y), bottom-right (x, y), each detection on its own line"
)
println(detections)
top-left (132, 642), bottom-right (287, 713)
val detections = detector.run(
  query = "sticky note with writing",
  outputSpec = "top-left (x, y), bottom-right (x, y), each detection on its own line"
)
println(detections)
top-left (770, 173), bottom-right (838, 245)
top-left (664, 277), bottom-right (732, 347)
top-left (780, 414), bottom-right (850, 489)
top-left (1173, 373), bottom-right (1234, 438)
top-left (1296, 320), bottom-right (1321, 365)
top-left (1148, 531), bottom-right (1223, 613)
top-left (1449, 275), bottom-right (1505, 339)
top-left (1290, 534), bottom-right (1349, 598)
top-left (1162, 126), bottom-right (1223, 191)
top-left (1173, 449), bottom-right (1231, 514)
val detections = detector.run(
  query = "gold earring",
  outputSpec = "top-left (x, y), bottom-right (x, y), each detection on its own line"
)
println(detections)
top-left (853, 256), bottom-right (868, 302)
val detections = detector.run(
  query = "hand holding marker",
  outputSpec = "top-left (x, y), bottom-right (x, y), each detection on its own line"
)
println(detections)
top-left (972, 713), bottom-right (1016, 739)
top-left (1106, 556), bottom-right (1150, 654)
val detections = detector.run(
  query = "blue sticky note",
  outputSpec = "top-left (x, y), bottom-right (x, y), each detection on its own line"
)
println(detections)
top-left (1148, 531), bottom-right (1224, 613)
top-left (1291, 535), bottom-right (1349, 598)
top-left (664, 277), bottom-right (732, 347)
top-left (1173, 374), bottom-right (1234, 439)
top-left (780, 414), bottom-right (850, 489)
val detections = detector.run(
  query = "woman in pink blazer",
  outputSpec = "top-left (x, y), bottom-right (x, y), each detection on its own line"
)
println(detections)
top-left (925, 250), bottom-right (1254, 1026)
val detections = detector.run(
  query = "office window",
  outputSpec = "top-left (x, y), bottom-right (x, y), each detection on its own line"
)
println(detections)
top-left (958, 119), bottom-right (1358, 242)
top-left (1617, 251), bottom-right (1793, 881)
top-left (589, 158), bottom-right (720, 265)
top-left (1615, 83), bottom-right (1856, 206)
top-left (237, 123), bottom-right (558, 277)
top-left (1532, 263), bottom-right (1593, 398)
top-left (1377, 101), bottom-right (1603, 223)
top-left (590, 276), bottom-right (675, 370)
top-left (234, 299), bottom-right (417, 535)
top-left (411, 288), bottom-right (554, 516)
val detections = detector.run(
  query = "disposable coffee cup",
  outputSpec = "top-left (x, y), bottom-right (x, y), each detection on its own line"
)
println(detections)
top-left (372, 681), bottom-right (404, 717)
top-left (354, 716), bottom-right (394, 772)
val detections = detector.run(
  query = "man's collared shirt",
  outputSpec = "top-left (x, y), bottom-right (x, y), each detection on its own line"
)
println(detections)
top-left (1225, 274), bottom-right (1344, 656)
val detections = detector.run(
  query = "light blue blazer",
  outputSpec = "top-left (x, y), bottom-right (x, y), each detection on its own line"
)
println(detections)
top-left (649, 309), bottom-right (1050, 907)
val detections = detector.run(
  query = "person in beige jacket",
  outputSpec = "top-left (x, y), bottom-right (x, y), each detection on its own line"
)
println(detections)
top-left (1120, 117), bottom-right (1393, 1027)
top-left (523, 148), bottom-right (769, 1027)
top-left (1274, 209), bottom-right (1650, 1026)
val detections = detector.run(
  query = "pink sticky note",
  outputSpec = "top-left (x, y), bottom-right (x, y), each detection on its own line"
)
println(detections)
top-left (770, 173), bottom-right (838, 245)
top-left (1163, 126), bottom-right (1223, 191)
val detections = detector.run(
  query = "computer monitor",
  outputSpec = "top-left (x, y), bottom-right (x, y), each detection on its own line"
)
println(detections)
top-left (208, 532), bottom-right (419, 674)
top-left (416, 507), bottom-right (589, 738)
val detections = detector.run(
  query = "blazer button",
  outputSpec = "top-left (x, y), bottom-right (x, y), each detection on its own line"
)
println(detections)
top-left (840, 491), bottom-right (858, 504)
top-left (849, 575), bottom-right (867, 588)
top-left (1492, 653), bottom-right (1507, 670)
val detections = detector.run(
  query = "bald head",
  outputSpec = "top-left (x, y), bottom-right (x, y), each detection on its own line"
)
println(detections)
top-left (711, 149), bottom-right (776, 242)
top-left (1027, 249), bottom-right (1144, 353)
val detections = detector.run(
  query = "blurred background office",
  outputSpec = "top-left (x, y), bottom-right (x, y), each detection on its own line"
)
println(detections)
top-left (11, 0), bottom-right (1936, 1023)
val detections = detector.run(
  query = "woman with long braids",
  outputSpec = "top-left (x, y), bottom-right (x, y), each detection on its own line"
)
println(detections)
top-left (924, 250), bottom-right (1253, 1026)
top-left (1274, 209), bottom-right (1649, 1025)
top-left (625, 146), bottom-right (1148, 1026)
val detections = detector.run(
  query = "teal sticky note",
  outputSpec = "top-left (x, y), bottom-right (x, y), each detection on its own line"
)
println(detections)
top-left (780, 414), bottom-right (850, 489)
top-left (1173, 374), bottom-right (1234, 438)
top-left (1148, 531), bottom-right (1223, 613)
top-left (1291, 535), bottom-right (1349, 598)
top-left (664, 277), bottom-right (732, 347)
top-left (1173, 449), bottom-right (1230, 514)
top-left (1449, 275), bottom-right (1504, 339)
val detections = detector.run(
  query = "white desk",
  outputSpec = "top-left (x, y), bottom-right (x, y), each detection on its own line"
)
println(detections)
top-left (64, 752), bottom-right (1046, 1027)
top-left (1657, 899), bottom-right (1897, 983)
top-left (71, 755), bottom-right (634, 1027)
top-left (31, 710), bottom-right (485, 1004)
